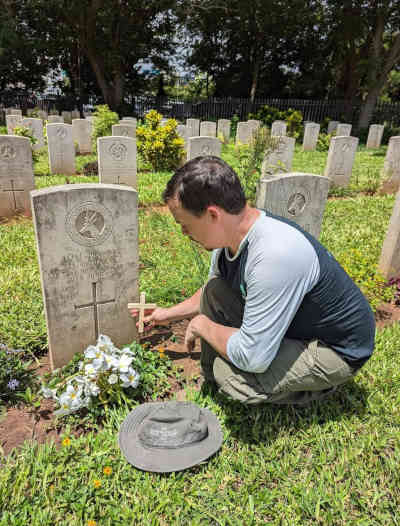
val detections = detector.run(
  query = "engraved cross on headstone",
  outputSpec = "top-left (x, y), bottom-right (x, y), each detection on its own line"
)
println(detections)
top-left (75, 282), bottom-right (115, 339)
top-left (3, 180), bottom-right (24, 210)
top-left (127, 292), bottom-right (157, 333)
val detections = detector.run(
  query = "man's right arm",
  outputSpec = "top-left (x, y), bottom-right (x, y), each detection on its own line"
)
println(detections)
top-left (129, 287), bottom-right (203, 331)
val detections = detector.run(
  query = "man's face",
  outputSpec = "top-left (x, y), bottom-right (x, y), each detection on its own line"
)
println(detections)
top-left (167, 197), bottom-right (219, 251)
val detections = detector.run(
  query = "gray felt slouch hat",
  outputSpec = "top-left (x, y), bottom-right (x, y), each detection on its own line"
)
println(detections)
top-left (118, 401), bottom-right (223, 473)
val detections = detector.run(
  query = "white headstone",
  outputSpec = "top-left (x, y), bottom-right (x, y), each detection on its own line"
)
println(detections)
top-left (71, 110), bottom-right (80, 119)
top-left (62, 111), bottom-right (72, 124)
top-left (186, 119), bottom-right (200, 137)
top-left (336, 123), bottom-right (352, 136)
top-left (48, 115), bottom-right (64, 124)
top-left (120, 117), bottom-right (137, 129)
top-left (255, 173), bottom-right (331, 239)
top-left (302, 123), bottom-right (320, 151)
top-left (327, 121), bottom-right (339, 134)
top-left (22, 118), bottom-right (45, 150)
top-left (366, 124), bottom-right (384, 149)
top-left (38, 110), bottom-right (48, 121)
top-left (31, 184), bottom-right (139, 369)
top-left (380, 136), bottom-right (400, 194)
top-left (0, 136), bottom-right (34, 219)
top-left (271, 120), bottom-right (287, 136)
top-left (5, 108), bottom-right (22, 116)
top-left (6, 114), bottom-right (22, 134)
top-left (72, 119), bottom-right (92, 154)
top-left (217, 119), bottom-right (231, 142)
top-left (187, 137), bottom-right (222, 160)
top-left (47, 124), bottom-right (76, 175)
top-left (200, 121), bottom-right (217, 137)
top-left (262, 136), bottom-right (296, 175)
top-left (98, 136), bottom-right (137, 187)
top-left (324, 136), bottom-right (359, 187)
top-left (247, 120), bottom-right (261, 139)
top-left (177, 125), bottom-right (188, 149)
top-left (112, 124), bottom-right (136, 138)
top-left (236, 122), bottom-right (252, 145)
top-left (378, 190), bottom-right (400, 280)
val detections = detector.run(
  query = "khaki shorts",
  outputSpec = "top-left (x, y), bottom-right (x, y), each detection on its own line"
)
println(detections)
top-left (200, 278), bottom-right (357, 405)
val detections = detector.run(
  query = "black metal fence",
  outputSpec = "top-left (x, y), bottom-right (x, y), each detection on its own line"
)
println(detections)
top-left (2, 91), bottom-right (400, 128)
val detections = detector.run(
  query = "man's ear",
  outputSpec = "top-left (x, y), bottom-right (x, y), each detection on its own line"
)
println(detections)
top-left (207, 205), bottom-right (220, 221)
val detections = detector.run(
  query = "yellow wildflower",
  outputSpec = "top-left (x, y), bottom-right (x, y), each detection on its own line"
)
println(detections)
top-left (93, 479), bottom-right (102, 489)
top-left (103, 466), bottom-right (112, 476)
top-left (87, 521), bottom-right (97, 526)
top-left (62, 437), bottom-right (71, 447)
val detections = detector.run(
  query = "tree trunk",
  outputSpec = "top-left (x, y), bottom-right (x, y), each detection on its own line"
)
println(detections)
top-left (250, 55), bottom-right (261, 103)
top-left (357, 87), bottom-right (381, 129)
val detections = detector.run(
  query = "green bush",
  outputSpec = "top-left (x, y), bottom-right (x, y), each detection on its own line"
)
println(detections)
top-left (316, 132), bottom-right (334, 151)
top-left (13, 125), bottom-right (40, 162)
top-left (136, 110), bottom-right (185, 171)
top-left (249, 105), bottom-right (303, 139)
top-left (91, 104), bottom-right (119, 152)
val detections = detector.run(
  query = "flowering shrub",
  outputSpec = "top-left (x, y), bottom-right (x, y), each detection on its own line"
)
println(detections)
top-left (0, 344), bottom-right (36, 404)
top-left (91, 105), bottom-right (119, 153)
top-left (136, 110), bottom-right (185, 171)
top-left (41, 334), bottom-right (172, 418)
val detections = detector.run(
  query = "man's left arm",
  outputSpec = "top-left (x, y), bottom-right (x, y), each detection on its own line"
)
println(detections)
top-left (185, 314), bottom-right (238, 359)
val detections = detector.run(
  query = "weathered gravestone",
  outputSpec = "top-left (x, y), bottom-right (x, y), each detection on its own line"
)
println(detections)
top-left (98, 136), bottom-right (137, 187)
top-left (378, 190), bottom-right (400, 280)
top-left (72, 119), bottom-right (92, 154)
top-left (302, 123), bottom-right (320, 151)
top-left (38, 110), bottom-right (48, 121)
top-left (271, 120), bottom-right (287, 136)
top-left (366, 124), bottom-right (384, 149)
top-left (62, 111), bottom-right (72, 124)
top-left (48, 115), bottom-right (64, 124)
top-left (120, 117), bottom-right (137, 128)
top-left (187, 137), bottom-right (222, 160)
top-left (71, 109), bottom-right (80, 120)
top-left (112, 124), bottom-right (136, 138)
top-left (200, 121), bottom-right (217, 137)
top-left (336, 123), bottom-right (352, 136)
top-left (236, 122), bottom-right (252, 144)
top-left (5, 108), bottom-right (22, 116)
top-left (324, 136), bottom-right (359, 187)
top-left (31, 184), bottom-right (139, 369)
top-left (186, 118), bottom-right (200, 137)
top-left (255, 173), bottom-right (331, 239)
top-left (176, 125), bottom-right (188, 149)
top-left (327, 121), bottom-right (339, 134)
top-left (6, 114), bottom-right (22, 134)
top-left (217, 119), bottom-right (231, 142)
top-left (262, 136), bottom-right (295, 175)
top-left (380, 136), bottom-right (400, 194)
top-left (22, 118), bottom-right (45, 150)
top-left (0, 136), bottom-right (34, 219)
top-left (47, 124), bottom-right (76, 175)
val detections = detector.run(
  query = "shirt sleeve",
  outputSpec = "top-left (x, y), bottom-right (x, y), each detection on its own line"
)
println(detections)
top-left (208, 249), bottom-right (222, 280)
top-left (226, 238), bottom-right (320, 373)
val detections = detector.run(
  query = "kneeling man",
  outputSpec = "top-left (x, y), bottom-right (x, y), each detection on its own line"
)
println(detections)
top-left (131, 156), bottom-right (375, 405)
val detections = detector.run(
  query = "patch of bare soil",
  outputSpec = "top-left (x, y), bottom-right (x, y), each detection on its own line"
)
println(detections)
top-left (375, 301), bottom-right (400, 329)
top-left (0, 320), bottom-right (201, 457)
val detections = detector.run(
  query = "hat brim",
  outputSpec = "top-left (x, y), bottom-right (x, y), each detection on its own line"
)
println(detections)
top-left (118, 401), bottom-right (223, 473)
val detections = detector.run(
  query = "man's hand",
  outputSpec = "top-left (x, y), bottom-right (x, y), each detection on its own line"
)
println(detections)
top-left (129, 307), bottom-right (170, 332)
top-left (184, 314), bottom-right (207, 355)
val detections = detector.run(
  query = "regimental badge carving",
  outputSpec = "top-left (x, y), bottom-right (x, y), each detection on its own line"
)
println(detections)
top-left (56, 127), bottom-right (67, 139)
top-left (201, 145), bottom-right (212, 155)
top-left (287, 192), bottom-right (306, 216)
top-left (0, 143), bottom-right (16, 160)
top-left (66, 201), bottom-right (113, 246)
top-left (109, 142), bottom-right (127, 162)
top-left (342, 143), bottom-right (350, 152)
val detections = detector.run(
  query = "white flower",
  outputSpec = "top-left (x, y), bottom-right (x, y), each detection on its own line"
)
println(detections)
top-left (84, 363), bottom-right (98, 378)
top-left (104, 352), bottom-right (119, 370)
top-left (108, 373), bottom-right (119, 385)
top-left (120, 346), bottom-right (135, 356)
top-left (120, 369), bottom-right (140, 389)
top-left (118, 353), bottom-right (133, 373)
top-left (84, 345), bottom-right (100, 360)
top-left (41, 386), bottom-right (58, 399)
top-left (86, 382), bottom-right (100, 396)
top-left (97, 334), bottom-right (115, 353)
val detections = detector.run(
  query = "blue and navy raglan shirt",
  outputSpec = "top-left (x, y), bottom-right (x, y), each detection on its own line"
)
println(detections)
top-left (208, 210), bottom-right (376, 373)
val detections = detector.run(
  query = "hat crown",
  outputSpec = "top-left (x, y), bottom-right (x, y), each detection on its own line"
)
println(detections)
top-left (138, 403), bottom-right (208, 449)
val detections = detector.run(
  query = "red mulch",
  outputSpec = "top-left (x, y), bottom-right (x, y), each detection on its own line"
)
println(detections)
top-left (1, 304), bottom-right (400, 458)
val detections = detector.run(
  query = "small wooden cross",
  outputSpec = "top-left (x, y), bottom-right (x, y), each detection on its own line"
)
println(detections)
top-left (127, 292), bottom-right (157, 333)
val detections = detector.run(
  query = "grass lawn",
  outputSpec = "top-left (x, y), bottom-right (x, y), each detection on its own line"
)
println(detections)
top-left (0, 140), bottom-right (399, 524)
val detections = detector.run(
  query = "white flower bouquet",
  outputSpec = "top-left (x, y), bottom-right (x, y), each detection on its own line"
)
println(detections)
top-left (41, 335), bottom-right (140, 416)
